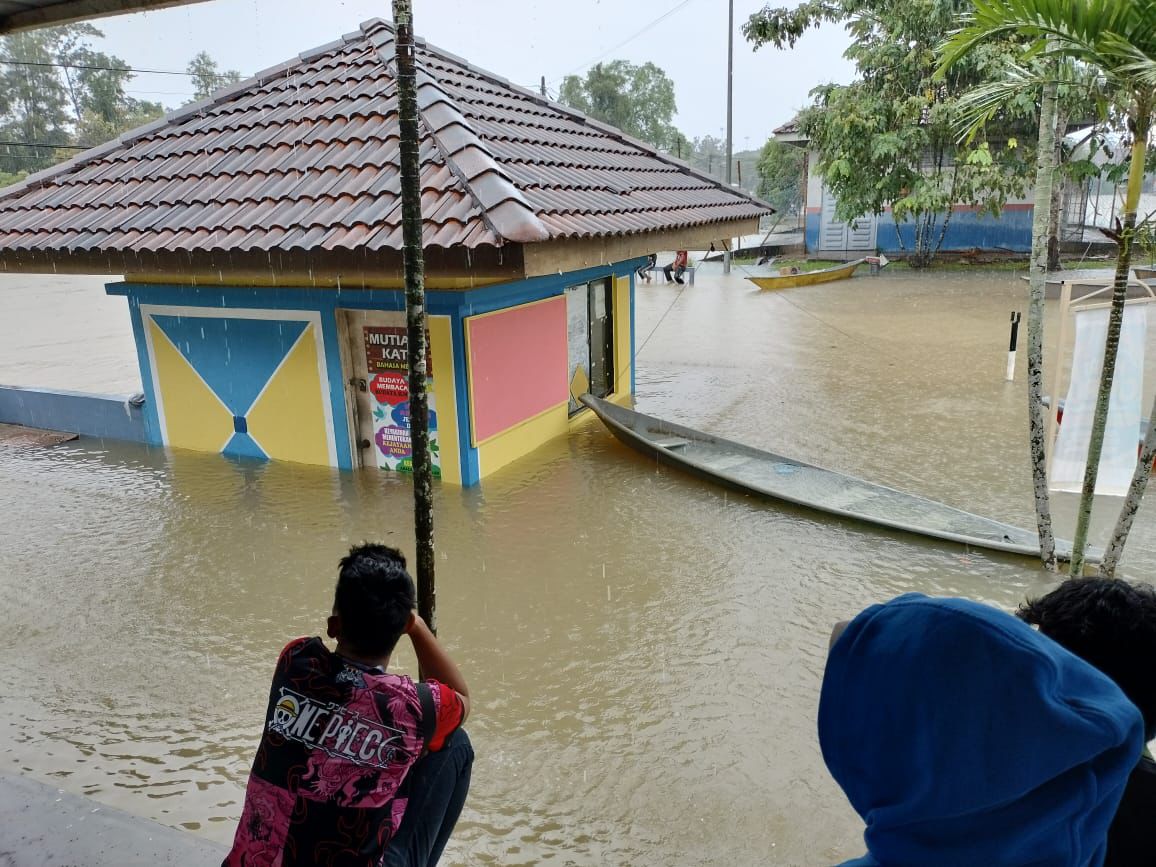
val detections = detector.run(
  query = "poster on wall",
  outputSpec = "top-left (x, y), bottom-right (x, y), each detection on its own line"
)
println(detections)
top-left (363, 326), bottom-right (440, 476)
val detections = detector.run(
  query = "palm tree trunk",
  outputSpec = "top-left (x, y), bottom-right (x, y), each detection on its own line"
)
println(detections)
top-left (1068, 102), bottom-right (1151, 576)
top-left (1026, 73), bottom-right (1061, 570)
top-left (1047, 106), bottom-right (1069, 271)
top-left (393, 0), bottom-right (437, 631)
top-left (1102, 393), bottom-right (1156, 575)
top-left (1098, 108), bottom-right (1154, 577)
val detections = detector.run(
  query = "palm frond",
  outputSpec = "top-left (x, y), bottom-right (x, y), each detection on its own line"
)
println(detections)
top-left (951, 68), bottom-right (1056, 142)
top-left (1099, 32), bottom-right (1156, 90)
top-left (939, 0), bottom-right (1156, 103)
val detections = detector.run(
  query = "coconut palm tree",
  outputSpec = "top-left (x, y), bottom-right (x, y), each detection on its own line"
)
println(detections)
top-left (935, 56), bottom-right (1098, 572)
top-left (393, 0), bottom-right (438, 626)
top-left (942, 0), bottom-right (1156, 576)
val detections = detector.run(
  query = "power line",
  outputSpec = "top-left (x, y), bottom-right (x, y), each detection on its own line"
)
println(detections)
top-left (553, 0), bottom-right (700, 83)
top-left (0, 58), bottom-right (220, 77)
top-left (125, 89), bottom-right (195, 96)
top-left (0, 140), bottom-right (91, 150)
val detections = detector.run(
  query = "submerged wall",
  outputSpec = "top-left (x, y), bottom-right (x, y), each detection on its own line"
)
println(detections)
top-left (0, 384), bottom-right (151, 442)
top-left (109, 260), bottom-right (640, 487)
top-left (804, 205), bottom-right (1034, 255)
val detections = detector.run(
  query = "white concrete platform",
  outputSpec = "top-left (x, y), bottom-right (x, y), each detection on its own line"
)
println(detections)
top-left (0, 774), bottom-right (226, 866)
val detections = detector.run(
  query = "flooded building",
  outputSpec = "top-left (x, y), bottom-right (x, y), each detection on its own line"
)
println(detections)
top-left (0, 19), bottom-right (769, 485)
top-left (773, 117), bottom-right (1084, 259)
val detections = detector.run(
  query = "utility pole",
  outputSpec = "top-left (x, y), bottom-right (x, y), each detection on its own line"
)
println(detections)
top-left (540, 75), bottom-right (546, 97)
top-left (723, 0), bottom-right (734, 275)
top-left (392, 0), bottom-right (437, 632)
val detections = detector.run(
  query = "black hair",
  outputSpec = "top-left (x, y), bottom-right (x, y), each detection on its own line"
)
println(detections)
top-left (334, 543), bottom-right (415, 658)
top-left (1018, 577), bottom-right (1156, 737)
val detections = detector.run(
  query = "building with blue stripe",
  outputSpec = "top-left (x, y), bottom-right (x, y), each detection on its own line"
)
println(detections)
top-left (0, 20), bottom-right (769, 486)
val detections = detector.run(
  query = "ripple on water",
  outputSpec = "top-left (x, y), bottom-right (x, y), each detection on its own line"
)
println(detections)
top-left (4, 269), bottom-right (1156, 862)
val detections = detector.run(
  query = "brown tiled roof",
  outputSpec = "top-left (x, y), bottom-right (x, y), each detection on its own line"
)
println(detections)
top-left (0, 19), bottom-right (770, 255)
top-left (773, 118), bottom-right (801, 136)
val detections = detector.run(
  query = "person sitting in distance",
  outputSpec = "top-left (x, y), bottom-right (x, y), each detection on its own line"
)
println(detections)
top-left (224, 543), bottom-right (472, 867)
top-left (636, 252), bottom-right (657, 283)
top-left (821, 593), bottom-right (1142, 867)
top-left (1019, 578), bottom-right (1156, 867)
top-left (663, 250), bottom-right (688, 284)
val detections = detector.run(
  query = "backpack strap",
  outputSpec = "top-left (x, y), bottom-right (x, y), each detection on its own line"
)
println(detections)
top-left (416, 682), bottom-right (437, 749)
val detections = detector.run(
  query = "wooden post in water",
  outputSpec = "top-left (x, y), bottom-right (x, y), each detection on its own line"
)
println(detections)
top-left (1046, 280), bottom-right (1073, 465)
top-left (393, 0), bottom-right (437, 632)
top-left (1006, 311), bottom-right (1021, 382)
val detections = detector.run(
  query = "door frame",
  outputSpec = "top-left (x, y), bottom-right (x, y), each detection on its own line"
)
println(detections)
top-left (334, 310), bottom-right (364, 469)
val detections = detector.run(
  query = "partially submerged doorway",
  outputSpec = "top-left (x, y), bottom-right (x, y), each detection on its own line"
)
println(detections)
top-left (339, 309), bottom-right (441, 476)
top-left (566, 277), bottom-right (614, 413)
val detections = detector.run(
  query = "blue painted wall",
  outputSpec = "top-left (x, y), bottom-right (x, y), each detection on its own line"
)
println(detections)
top-left (110, 258), bottom-right (643, 486)
top-left (804, 215), bottom-right (820, 254)
top-left (0, 385), bottom-right (152, 442)
top-left (806, 207), bottom-right (1034, 254)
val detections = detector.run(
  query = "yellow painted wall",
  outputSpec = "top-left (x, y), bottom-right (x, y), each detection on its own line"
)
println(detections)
top-left (148, 318), bottom-right (234, 452)
top-left (476, 401), bottom-right (570, 478)
top-left (246, 325), bottom-right (331, 466)
top-left (428, 315), bottom-right (461, 485)
top-left (144, 309), bottom-right (336, 467)
top-left (613, 275), bottom-right (632, 399)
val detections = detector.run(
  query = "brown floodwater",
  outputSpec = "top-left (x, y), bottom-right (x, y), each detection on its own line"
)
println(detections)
top-left (2, 264), bottom-right (1155, 864)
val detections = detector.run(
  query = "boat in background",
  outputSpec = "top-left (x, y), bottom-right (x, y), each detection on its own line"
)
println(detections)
top-left (746, 258), bottom-right (864, 291)
top-left (581, 394), bottom-right (1091, 563)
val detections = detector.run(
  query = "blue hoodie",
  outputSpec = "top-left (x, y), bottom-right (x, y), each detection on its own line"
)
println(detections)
top-left (819, 593), bottom-right (1144, 867)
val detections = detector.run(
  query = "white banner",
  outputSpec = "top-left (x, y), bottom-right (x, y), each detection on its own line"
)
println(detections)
top-left (1051, 305), bottom-right (1147, 495)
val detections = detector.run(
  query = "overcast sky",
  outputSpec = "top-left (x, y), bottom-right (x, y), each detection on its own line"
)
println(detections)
top-left (94, 0), bottom-right (856, 148)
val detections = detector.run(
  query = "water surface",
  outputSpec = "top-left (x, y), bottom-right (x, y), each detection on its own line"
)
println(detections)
top-left (2, 264), bottom-right (1154, 864)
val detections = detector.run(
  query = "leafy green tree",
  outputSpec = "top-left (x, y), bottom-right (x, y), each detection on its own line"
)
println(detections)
top-left (745, 0), bottom-right (1034, 266)
top-left (187, 50), bottom-right (242, 102)
top-left (0, 23), bottom-right (170, 173)
top-left (66, 46), bottom-right (165, 144)
top-left (0, 169), bottom-right (27, 189)
top-left (72, 49), bottom-right (132, 124)
top-left (665, 129), bottom-right (693, 161)
top-left (943, 0), bottom-right (1156, 576)
top-left (73, 98), bottom-right (165, 147)
top-left (0, 27), bottom-right (75, 174)
top-left (688, 134), bottom-right (724, 177)
top-left (559, 60), bottom-right (678, 145)
top-left (756, 139), bottom-right (805, 212)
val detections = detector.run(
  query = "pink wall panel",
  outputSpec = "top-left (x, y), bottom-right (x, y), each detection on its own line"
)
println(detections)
top-left (467, 297), bottom-right (568, 442)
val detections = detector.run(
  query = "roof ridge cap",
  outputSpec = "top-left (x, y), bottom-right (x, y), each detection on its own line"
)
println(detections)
top-left (359, 17), bottom-right (767, 211)
top-left (367, 25), bottom-right (549, 245)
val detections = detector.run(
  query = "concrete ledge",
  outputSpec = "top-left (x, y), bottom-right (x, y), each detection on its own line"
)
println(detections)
top-left (0, 385), bottom-right (150, 443)
top-left (0, 774), bottom-right (226, 866)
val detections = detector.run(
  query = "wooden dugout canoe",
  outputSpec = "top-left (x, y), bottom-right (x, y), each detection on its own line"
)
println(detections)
top-left (581, 394), bottom-right (1093, 564)
top-left (747, 258), bottom-right (865, 291)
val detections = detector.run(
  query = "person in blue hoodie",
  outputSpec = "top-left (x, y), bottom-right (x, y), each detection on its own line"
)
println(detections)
top-left (819, 593), bottom-right (1144, 867)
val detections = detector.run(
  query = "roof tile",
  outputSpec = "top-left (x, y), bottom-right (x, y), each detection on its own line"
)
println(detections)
top-left (0, 18), bottom-right (769, 257)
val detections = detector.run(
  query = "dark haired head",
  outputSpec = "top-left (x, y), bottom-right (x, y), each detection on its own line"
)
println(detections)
top-left (1019, 577), bottom-right (1156, 738)
top-left (331, 543), bottom-right (415, 659)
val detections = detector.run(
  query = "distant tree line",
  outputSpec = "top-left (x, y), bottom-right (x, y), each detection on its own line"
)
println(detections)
top-left (0, 24), bottom-right (241, 185)
top-left (558, 60), bottom-right (792, 204)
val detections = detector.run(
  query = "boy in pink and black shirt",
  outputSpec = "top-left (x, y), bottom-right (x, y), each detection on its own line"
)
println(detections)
top-left (225, 544), bottom-right (472, 867)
